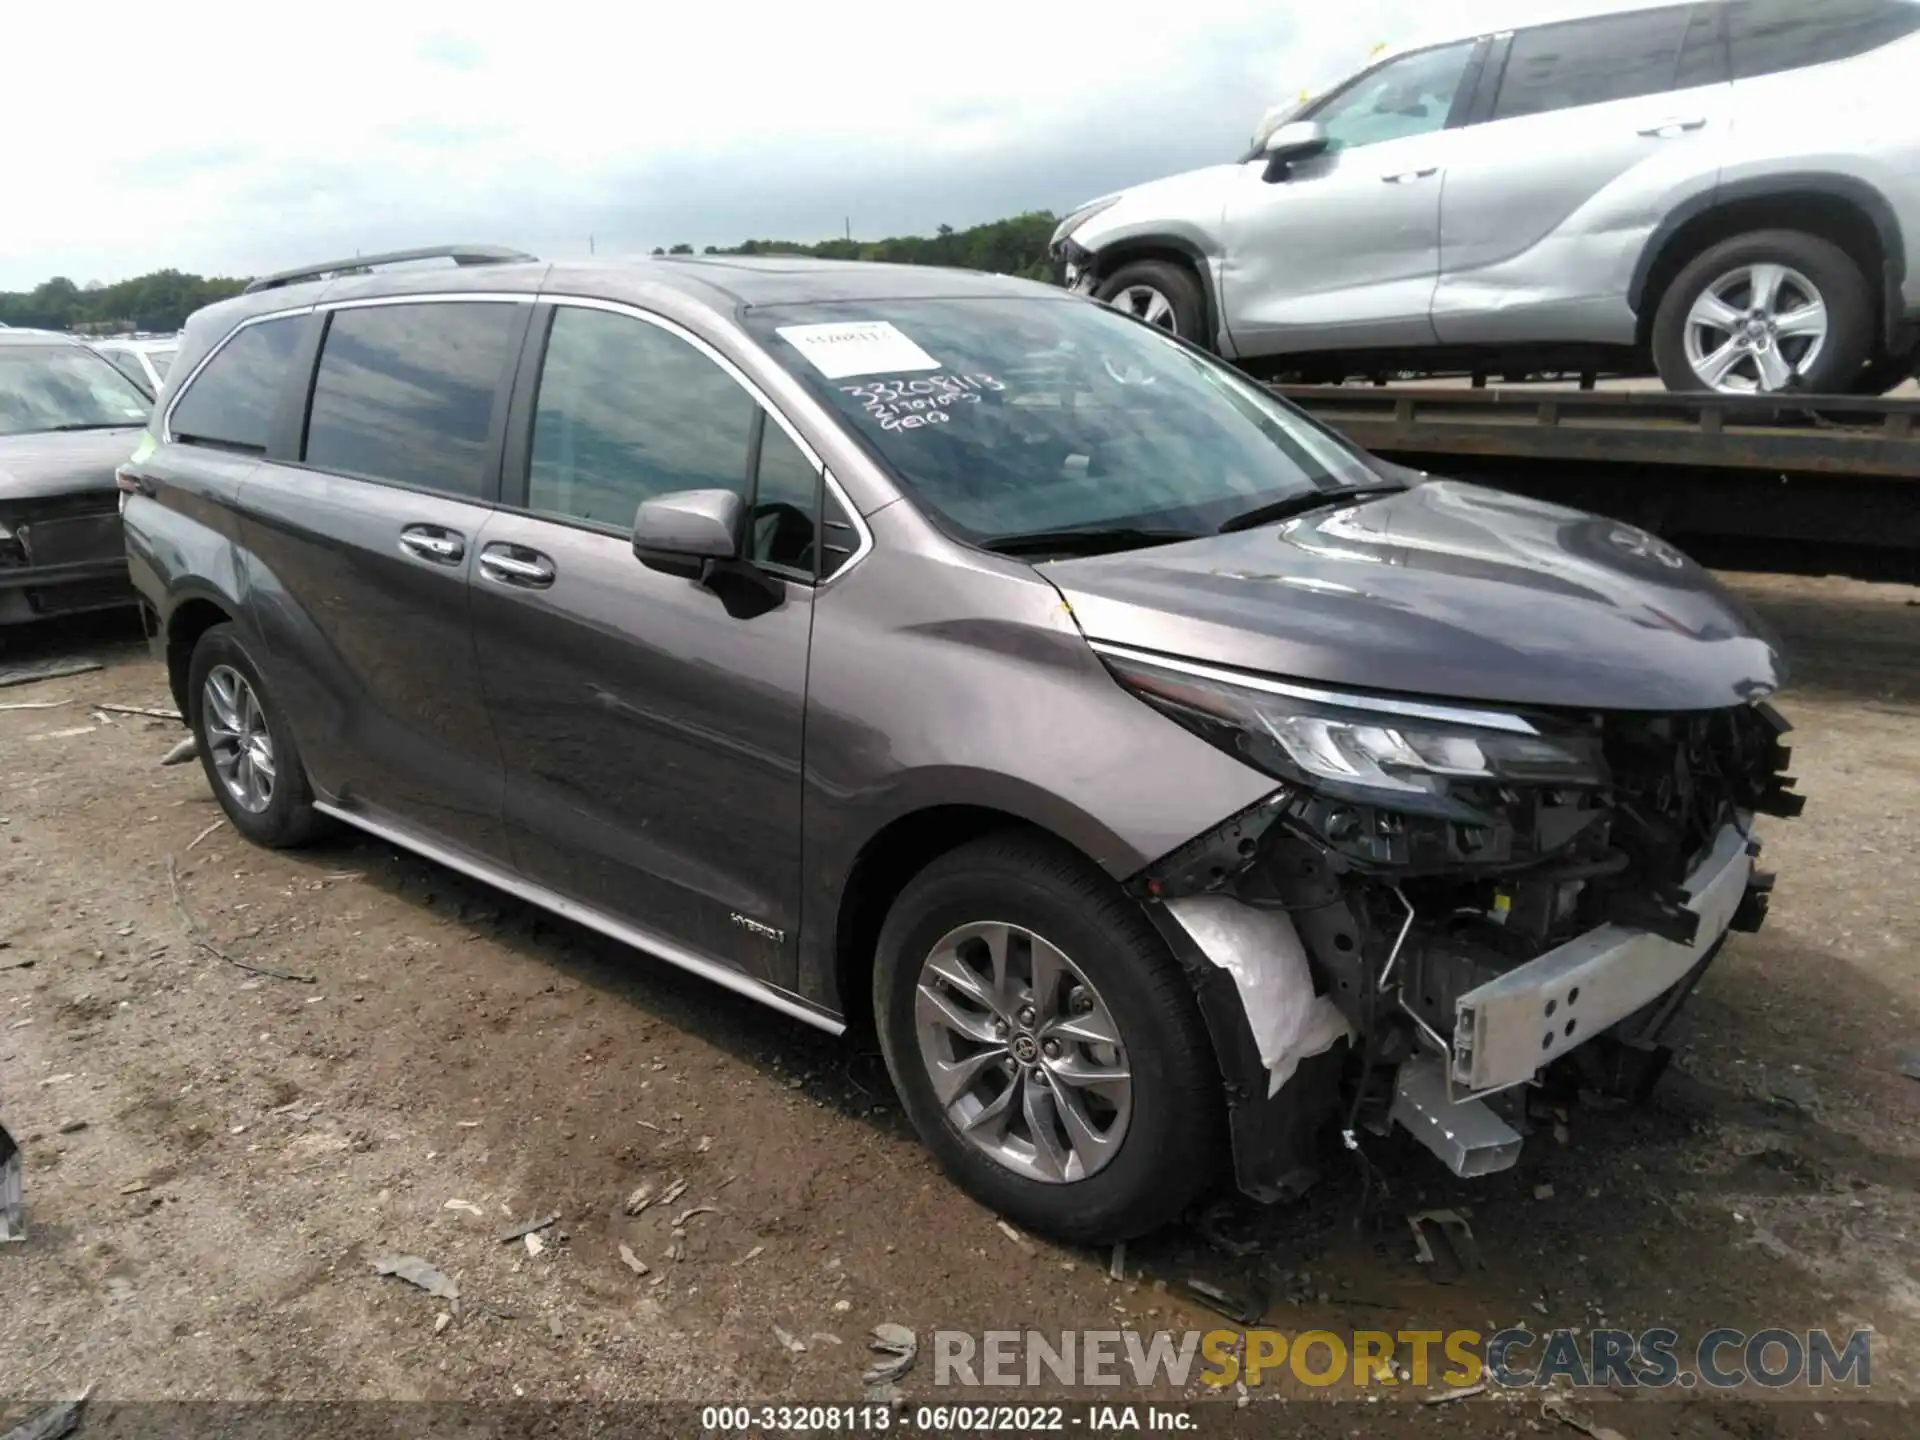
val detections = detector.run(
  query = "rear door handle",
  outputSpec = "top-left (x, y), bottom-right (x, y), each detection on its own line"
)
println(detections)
top-left (478, 545), bottom-right (556, 589)
top-left (1637, 117), bottom-right (1708, 138)
top-left (398, 525), bottom-right (465, 564)
top-left (1381, 167), bottom-right (1439, 184)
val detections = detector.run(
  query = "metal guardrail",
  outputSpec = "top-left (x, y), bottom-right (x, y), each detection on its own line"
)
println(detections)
top-left (1274, 384), bottom-right (1920, 479)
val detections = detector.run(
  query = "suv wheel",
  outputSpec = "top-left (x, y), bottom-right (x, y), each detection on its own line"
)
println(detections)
top-left (1653, 230), bottom-right (1872, 395)
top-left (873, 833), bottom-right (1224, 1242)
top-left (1095, 261), bottom-right (1207, 345)
top-left (186, 623), bottom-right (320, 848)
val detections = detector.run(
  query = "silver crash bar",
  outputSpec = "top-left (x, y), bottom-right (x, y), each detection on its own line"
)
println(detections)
top-left (1451, 821), bottom-right (1754, 1097)
top-left (1393, 821), bottom-right (1755, 1176)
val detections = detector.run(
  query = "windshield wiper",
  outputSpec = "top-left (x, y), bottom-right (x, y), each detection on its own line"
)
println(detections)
top-left (982, 526), bottom-right (1203, 558)
top-left (42, 421), bottom-right (145, 433)
top-left (1217, 483), bottom-right (1405, 535)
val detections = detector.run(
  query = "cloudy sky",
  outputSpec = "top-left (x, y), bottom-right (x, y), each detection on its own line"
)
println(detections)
top-left (9, 0), bottom-right (1552, 289)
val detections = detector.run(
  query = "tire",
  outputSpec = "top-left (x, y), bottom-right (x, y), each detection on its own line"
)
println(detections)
top-left (1653, 230), bottom-right (1873, 395)
top-left (185, 622), bottom-right (321, 849)
top-left (1849, 349), bottom-right (1920, 396)
top-left (1096, 260), bottom-right (1208, 346)
top-left (873, 832), bottom-right (1224, 1242)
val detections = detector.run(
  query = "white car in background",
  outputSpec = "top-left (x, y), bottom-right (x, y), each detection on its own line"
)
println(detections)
top-left (91, 337), bottom-right (180, 400)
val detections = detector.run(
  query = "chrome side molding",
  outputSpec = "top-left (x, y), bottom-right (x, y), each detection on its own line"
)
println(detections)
top-left (311, 801), bottom-right (845, 1036)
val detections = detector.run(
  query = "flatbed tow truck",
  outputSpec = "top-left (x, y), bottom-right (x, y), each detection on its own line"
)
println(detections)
top-left (1272, 382), bottom-right (1920, 583)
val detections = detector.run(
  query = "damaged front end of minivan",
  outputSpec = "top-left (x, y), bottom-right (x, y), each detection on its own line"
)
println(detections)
top-left (1110, 645), bottom-right (1805, 1201)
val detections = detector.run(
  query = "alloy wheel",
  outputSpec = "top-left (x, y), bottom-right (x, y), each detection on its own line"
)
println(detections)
top-left (1106, 285), bottom-right (1179, 332)
top-left (1684, 262), bottom-right (1829, 394)
top-left (202, 664), bottom-right (276, 814)
top-left (913, 920), bottom-right (1133, 1184)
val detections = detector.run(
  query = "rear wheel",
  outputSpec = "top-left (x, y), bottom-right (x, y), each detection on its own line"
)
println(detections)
top-left (873, 833), bottom-right (1224, 1242)
top-left (1653, 230), bottom-right (1873, 395)
top-left (1095, 260), bottom-right (1207, 346)
top-left (186, 623), bottom-right (320, 849)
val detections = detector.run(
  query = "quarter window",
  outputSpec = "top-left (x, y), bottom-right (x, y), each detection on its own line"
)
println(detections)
top-left (1726, 0), bottom-right (1920, 79)
top-left (1493, 6), bottom-right (1694, 120)
top-left (748, 421), bottom-right (822, 576)
top-left (1309, 41), bottom-right (1479, 152)
top-left (527, 306), bottom-right (758, 528)
top-left (103, 352), bottom-right (154, 397)
top-left (170, 315), bottom-right (306, 452)
top-left (303, 301), bottom-right (521, 498)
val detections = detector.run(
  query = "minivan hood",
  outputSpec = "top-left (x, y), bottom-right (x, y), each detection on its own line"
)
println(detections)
top-left (1046, 480), bottom-right (1785, 714)
top-left (0, 428), bottom-right (144, 504)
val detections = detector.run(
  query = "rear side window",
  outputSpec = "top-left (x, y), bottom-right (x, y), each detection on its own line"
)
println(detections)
top-left (303, 301), bottom-right (521, 498)
top-left (526, 306), bottom-right (757, 528)
top-left (1727, 0), bottom-right (1920, 79)
top-left (1493, 6), bottom-right (1694, 120)
top-left (170, 315), bottom-right (305, 452)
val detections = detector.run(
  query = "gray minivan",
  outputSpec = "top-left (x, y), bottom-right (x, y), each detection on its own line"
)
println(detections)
top-left (121, 245), bottom-right (1802, 1241)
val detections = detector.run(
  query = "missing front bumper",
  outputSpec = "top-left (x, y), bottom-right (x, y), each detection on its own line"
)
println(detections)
top-left (1451, 822), bottom-right (1757, 1098)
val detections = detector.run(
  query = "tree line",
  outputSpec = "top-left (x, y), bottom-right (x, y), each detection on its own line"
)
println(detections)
top-left (653, 211), bottom-right (1060, 282)
top-left (1, 212), bottom-right (1062, 334)
top-left (0, 270), bottom-right (251, 335)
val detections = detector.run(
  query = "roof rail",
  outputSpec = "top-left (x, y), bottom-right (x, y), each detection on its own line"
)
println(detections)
top-left (242, 244), bottom-right (538, 295)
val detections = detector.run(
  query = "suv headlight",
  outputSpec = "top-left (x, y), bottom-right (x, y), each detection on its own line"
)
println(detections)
top-left (1050, 195), bottom-right (1123, 252)
top-left (1099, 646), bottom-right (1605, 824)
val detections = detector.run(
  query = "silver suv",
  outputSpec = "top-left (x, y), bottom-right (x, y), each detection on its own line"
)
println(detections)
top-left (1054, 0), bottom-right (1920, 394)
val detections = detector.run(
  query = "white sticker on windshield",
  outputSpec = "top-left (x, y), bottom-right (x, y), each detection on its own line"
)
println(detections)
top-left (775, 321), bottom-right (941, 380)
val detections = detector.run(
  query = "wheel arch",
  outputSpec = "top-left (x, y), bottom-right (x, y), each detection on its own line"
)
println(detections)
top-left (1084, 236), bottom-right (1225, 353)
top-left (162, 590), bottom-right (240, 717)
top-left (826, 800), bottom-right (1132, 1036)
top-left (1631, 176), bottom-right (1907, 353)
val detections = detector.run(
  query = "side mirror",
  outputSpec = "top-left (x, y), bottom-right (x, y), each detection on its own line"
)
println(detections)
top-left (1261, 120), bottom-right (1330, 180)
top-left (632, 488), bottom-right (744, 579)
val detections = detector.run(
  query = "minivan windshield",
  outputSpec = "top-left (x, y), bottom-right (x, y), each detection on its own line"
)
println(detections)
top-left (0, 345), bottom-right (153, 437)
top-left (748, 297), bottom-right (1385, 549)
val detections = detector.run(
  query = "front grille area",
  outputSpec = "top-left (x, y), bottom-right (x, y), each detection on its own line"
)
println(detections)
top-left (0, 490), bottom-right (119, 527)
top-left (26, 576), bottom-right (135, 615)
top-left (1, 491), bottom-right (123, 571)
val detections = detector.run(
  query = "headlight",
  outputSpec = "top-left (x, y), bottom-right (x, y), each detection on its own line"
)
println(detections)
top-left (1050, 195), bottom-right (1123, 251)
top-left (1099, 645), bottom-right (1605, 825)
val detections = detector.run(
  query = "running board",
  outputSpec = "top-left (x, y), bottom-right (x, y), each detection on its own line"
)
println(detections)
top-left (1390, 1055), bottom-right (1522, 1178)
top-left (311, 802), bottom-right (845, 1037)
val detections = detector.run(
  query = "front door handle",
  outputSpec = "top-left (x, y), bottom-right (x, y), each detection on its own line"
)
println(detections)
top-left (478, 545), bottom-right (556, 589)
top-left (1381, 167), bottom-right (1439, 184)
top-left (1637, 117), bottom-right (1708, 138)
top-left (398, 525), bottom-right (465, 564)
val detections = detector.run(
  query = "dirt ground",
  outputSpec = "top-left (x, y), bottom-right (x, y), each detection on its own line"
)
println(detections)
top-left (2, 573), bottom-right (1917, 1437)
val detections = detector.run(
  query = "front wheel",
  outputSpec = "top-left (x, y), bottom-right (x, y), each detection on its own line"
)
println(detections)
top-left (873, 833), bottom-right (1224, 1242)
top-left (1095, 260), bottom-right (1207, 346)
top-left (1652, 230), bottom-right (1873, 395)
